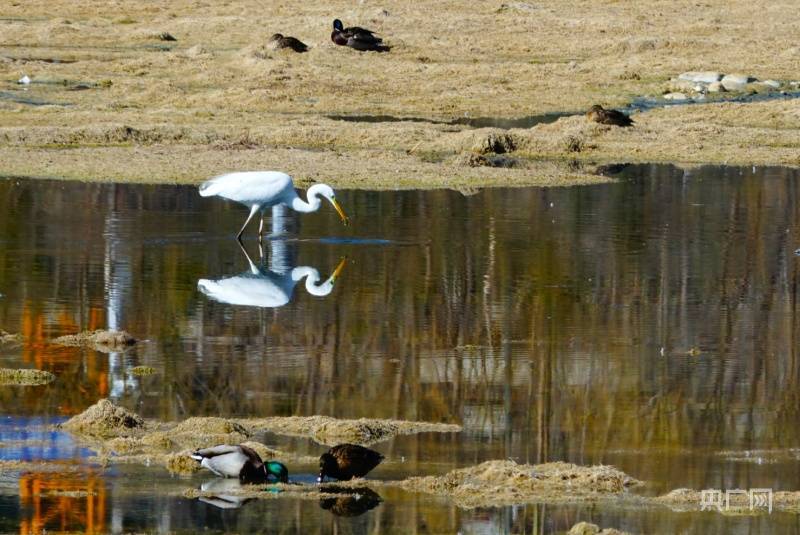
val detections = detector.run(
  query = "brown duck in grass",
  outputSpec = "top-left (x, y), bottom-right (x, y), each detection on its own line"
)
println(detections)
top-left (318, 444), bottom-right (384, 482)
top-left (331, 19), bottom-right (389, 52)
top-left (269, 33), bottom-right (308, 53)
top-left (586, 105), bottom-right (634, 127)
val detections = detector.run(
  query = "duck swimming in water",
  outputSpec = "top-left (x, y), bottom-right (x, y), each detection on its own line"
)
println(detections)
top-left (191, 444), bottom-right (289, 484)
top-left (331, 19), bottom-right (389, 52)
top-left (586, 105), bottom-right (634, 127)
top-left (318, 444), bottom-right (384, 482)
top-left (269, 33), bottom-right (308, 53)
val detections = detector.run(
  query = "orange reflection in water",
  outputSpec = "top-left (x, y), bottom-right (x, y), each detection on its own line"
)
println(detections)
top-left (16, 304), bottom-right (110, 415)
top-left (18, 471), bottom-right (106, 534)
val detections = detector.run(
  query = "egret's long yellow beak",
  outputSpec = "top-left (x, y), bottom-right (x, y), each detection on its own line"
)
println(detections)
top-left (330, 198), bottom-right (350, 226)
top-left (331, 257), bottom-right (347, 282)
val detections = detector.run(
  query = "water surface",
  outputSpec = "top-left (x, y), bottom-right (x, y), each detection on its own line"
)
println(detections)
top-left (1, 164), bottom-right (800, 533)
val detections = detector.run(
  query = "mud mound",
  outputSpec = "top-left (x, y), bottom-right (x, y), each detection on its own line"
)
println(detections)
top-left (0, 331), bottom-right (23, 345)
top-left (568, 522), bottom-right (631, 535)
top-left (396, 460), bottom-right (638, 508)
top-left (242, 415), bottom-right (461, 446)
top-left (656, 488), bottom-right (800, 513)
top-left (52, 329), bottom-right (136, 351)
top-left (173, 417), bottom-right (248, 436)
top-left (61, 399), bottom-right (144, 438)
top-left (0, 368), bottom-right (55, 386)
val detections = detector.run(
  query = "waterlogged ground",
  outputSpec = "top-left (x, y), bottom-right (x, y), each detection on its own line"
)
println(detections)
top-left (2, 165), bottom-right (800, 532)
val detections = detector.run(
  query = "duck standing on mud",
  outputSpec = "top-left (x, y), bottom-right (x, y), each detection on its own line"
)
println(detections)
top-left (331, 19), bottom-right (389, 52)
top-left (191, 444), bottom-right (289, 484)
top-left (318, 444), bottom-right (384, 481)
top-left (269, 33), bottom-right (308, 53)
top-left (586, 105), bottom-right (634, 127)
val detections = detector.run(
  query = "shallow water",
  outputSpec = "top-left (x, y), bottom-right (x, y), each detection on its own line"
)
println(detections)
top-left (2, 164), bottom-right (800, 532)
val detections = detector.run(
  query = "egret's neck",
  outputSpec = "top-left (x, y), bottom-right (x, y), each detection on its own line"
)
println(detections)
top-left (290, 189), bottom-right (322, 213)
top-left (291, 266), bottom-right (334, 297)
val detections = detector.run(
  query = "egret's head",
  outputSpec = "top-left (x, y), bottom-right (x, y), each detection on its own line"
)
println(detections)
top-left (310, 184), bottom-right (350, 226)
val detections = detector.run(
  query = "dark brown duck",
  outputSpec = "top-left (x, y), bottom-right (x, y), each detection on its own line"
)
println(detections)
top-left (331, 19), bottom-right (389, 52)
top-left (269, 33), bottom-right (308, 53)
top-left (318, 443), bottom-right (384, 481)
top-left (586, 104), bottom-right (634, 127)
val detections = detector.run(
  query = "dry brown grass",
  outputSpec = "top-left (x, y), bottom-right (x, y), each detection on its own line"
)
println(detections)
top-left (1, 1), bottom-right (798, 186)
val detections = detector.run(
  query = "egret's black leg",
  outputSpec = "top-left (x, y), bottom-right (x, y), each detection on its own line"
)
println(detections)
top-left (236, 204), bottom-right (261, 242)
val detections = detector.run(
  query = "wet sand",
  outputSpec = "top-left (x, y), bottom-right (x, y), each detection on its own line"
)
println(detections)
top-left (1, 1), bottom-right (798, 187)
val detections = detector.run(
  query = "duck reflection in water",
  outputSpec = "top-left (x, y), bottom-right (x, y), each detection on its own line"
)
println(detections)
top-left (197, 207), bottom-right (346, 308)
top-left (197, 479), bottom-right (254, 509)
top-left (319, 486), bottom-right (382, 517)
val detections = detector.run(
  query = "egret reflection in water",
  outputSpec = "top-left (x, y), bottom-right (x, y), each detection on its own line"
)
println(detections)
top-left (197, 239), bottom-right (346, 308)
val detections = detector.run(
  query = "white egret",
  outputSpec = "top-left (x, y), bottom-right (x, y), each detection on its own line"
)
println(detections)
top-left (198, 171), bottom-right (349, 241)
top-left (197, 243), bottom-right (346, 308)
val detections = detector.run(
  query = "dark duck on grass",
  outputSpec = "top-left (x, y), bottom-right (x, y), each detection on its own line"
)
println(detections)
top-left (318, 444), bottom-right (384, 482)
top-left (331, 19), bottom-right (389, 52)
top-left (191, 444), bottom-right (289, 484)
top-left (269, 33), bottom-right (308, 53)
top-left (586, 105), bottom-right (634, 127)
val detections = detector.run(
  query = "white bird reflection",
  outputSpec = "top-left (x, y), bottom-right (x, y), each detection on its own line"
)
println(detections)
top-left (197, 478), bottom-right (252, 509)
top-left (197, 241), bottom-right (346, 308)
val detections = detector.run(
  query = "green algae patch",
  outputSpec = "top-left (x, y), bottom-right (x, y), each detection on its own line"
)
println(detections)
top-left (130, 366), bottom-right (155, 376)
top-left (241, 415), bottom-right (462, 446)
top-left (60, 398), bottom-right (145, 438)
top-left (392, 460), bottom-right (639, 508)
top-left (0, 368), bottom-right (55, 386)
top-left (51, 329), bottom-right (136, 352)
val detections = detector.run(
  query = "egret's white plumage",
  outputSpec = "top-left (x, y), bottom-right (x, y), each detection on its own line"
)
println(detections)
top-left (198, 253), bottom-right (346, 308)
top-left (199, 171), bottom-right (349, 240)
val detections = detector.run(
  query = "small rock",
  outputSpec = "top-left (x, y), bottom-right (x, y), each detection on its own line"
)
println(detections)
top-left (761, 79), bottom-right (781, 88)
top-left (677, 71), bottom-right (722, 84)
top-left (707, 81), bottom-right (726, 93)
top-left (663, 92), bottom-right (688, 101)
top-left (17, 75), bottom-right (31, 85)
top-left (158, 32), bottom-right (177, 41)
top-left (790, 81), bottom-right (800, 87)
top-left (721, 74), bottom-right (756, 91)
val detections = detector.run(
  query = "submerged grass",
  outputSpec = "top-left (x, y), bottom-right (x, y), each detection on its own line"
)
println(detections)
top-left (0, 368), bottom-right (55, 385)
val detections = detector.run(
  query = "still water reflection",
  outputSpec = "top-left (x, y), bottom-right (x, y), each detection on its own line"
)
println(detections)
top-left (1, 164), bottom-right (800, 533)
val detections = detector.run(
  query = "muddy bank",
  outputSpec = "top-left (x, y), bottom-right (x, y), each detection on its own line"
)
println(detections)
top-left (60, 399), bottom-right (460, 473)
top-left (0, 367), bottom-right (55, 385)
top-left (51, 329), bottom-right (136, 351)
top-left (2, 1), bottom-right (798, 186)
top-left (389, 460), bottom-right (638, 508)
top-left (240, 415), bottom-right (461, 446)
top-left (656, 488), bottom-right (800, 514)
top-left (568, 522), bottom-right (631, 535)
top-left (179, 460), bottom-right (639, 509)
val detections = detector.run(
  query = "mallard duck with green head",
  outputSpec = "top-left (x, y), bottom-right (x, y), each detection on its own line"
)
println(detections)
top-left (191, 444), bottom-right (289, 484)
top-left (318, 443), bottom-right (384, 482)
